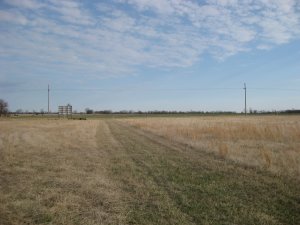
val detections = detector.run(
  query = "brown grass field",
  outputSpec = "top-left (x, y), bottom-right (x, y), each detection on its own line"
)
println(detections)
top-left (123, 115), bottom-right (300, 178)
top-left (0, 116), bottom-right (300, 224)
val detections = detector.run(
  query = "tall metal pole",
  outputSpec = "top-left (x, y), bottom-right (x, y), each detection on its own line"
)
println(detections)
top-left (244, 83), bottom-right (247, 115)
top-left (48, 84), bottom-right (50, 113)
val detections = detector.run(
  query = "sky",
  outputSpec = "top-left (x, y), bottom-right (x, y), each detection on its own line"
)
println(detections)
top-left (0, 0), bottom-right (300, 112)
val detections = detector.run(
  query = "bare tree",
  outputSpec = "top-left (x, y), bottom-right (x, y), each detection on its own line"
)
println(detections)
top-left (0, 99), bottom-right (8, 116)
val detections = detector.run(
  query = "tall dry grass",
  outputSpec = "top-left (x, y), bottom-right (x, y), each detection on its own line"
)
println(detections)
top-left (122, 116), bottom-right (300, 178)
top-left (0, 119), bottom-right (124, 224)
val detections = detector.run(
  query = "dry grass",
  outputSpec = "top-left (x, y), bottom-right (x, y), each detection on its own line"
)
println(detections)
top-left (0, 119), bottom-right (124, 225)
top-left (122, 115), bottom-right (300, 178)
top-left (1, 117), bottom-right (299, 224)
top-left (105, 120), bottom-right (300, 225)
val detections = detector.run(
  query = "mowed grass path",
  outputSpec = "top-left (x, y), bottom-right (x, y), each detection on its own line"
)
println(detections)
top-left (1, 119), bottom-right (299, 224)
top-left (101, 120), bottom-right (300, 225)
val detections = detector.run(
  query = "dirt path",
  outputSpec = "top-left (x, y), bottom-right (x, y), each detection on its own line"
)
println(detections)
top-left (99, 120), bottom-right (300, 225)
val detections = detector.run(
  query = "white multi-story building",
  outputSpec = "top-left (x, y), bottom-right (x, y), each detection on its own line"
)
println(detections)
top-left (58, 104), bottom-right (72, 116)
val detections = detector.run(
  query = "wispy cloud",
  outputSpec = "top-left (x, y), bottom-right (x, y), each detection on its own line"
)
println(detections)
top-left (0, 0), bottom-right (299, 81)
top-left (0, 10), bottom-right (28, 25)
top-left (3, 0), bottom-right (42, 9)
top-left (47, 0), bottom-right (94, 25)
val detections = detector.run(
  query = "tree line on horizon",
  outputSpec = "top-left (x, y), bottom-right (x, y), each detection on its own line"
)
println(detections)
top-left (1, 98), bottom-right (300, 116)
top-left (83, 109), bottom-right (300, 115)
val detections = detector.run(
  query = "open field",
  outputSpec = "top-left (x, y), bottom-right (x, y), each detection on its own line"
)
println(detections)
top-left (0, 117), bottom-right (300, 224)
top-left (123, 115), bottom-right (300, 178)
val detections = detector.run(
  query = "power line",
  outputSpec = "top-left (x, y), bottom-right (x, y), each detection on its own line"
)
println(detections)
top-left (1, 87), bottom-right (300, 92)
top-left (248, 88), bottom-right (300, 91)
top-left (244, 83), bottom-right (247, 116)
top-left (48, 84), bottom-right (50, 113)
top-left (51, 87), bottom-right (242, 91)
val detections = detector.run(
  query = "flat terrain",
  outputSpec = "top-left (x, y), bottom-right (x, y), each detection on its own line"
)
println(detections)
top-left (123, 116), bottom-right (300, 177)
top-left (0, 117), bottom-right (299, 224)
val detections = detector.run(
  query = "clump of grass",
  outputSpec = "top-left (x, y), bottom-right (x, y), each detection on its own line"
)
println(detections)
top-left (218, 142), bottom-right (228, 159)
top-left (261, 148), bottom-right (272, 168)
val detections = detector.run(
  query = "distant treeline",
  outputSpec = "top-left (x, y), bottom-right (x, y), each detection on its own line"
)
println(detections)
top-left (248, 109), bottom-right (300, 115)
top-left (93, 110), bottom-right (237, 114)
top-left (86, 109), bottom-right (300, 115)
top-left (9, 109), bottom-right (300, 115)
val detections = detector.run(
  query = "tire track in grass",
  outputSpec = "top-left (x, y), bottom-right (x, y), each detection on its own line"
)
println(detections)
top-left (105, 120), bottom-right (300, 225)
top-left (97, 120), bottom-right (195, 225)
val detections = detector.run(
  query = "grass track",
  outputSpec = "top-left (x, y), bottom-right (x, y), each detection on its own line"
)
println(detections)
top-left (101, 120), bottom-right (300, 225)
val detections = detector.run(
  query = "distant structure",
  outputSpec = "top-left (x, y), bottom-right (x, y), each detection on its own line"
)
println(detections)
top-left (58, 104), bottom-right (72, 116)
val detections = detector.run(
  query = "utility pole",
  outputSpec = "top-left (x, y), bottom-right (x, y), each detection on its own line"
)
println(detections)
top-left (244, 83), bottom-right (247, 115)
top-left (48, 84), bottom-right (50, 113)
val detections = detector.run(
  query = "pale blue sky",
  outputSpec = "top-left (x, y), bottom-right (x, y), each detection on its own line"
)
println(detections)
top-left (0, 0), bottom-right (300, 112)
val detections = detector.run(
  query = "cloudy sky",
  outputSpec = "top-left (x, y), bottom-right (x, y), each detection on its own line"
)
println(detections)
top-left (1, 0), bottom-right (300, 112)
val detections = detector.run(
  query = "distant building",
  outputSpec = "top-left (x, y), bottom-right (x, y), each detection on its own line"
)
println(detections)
top-left (58, 104), bottom-right (72, 116)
